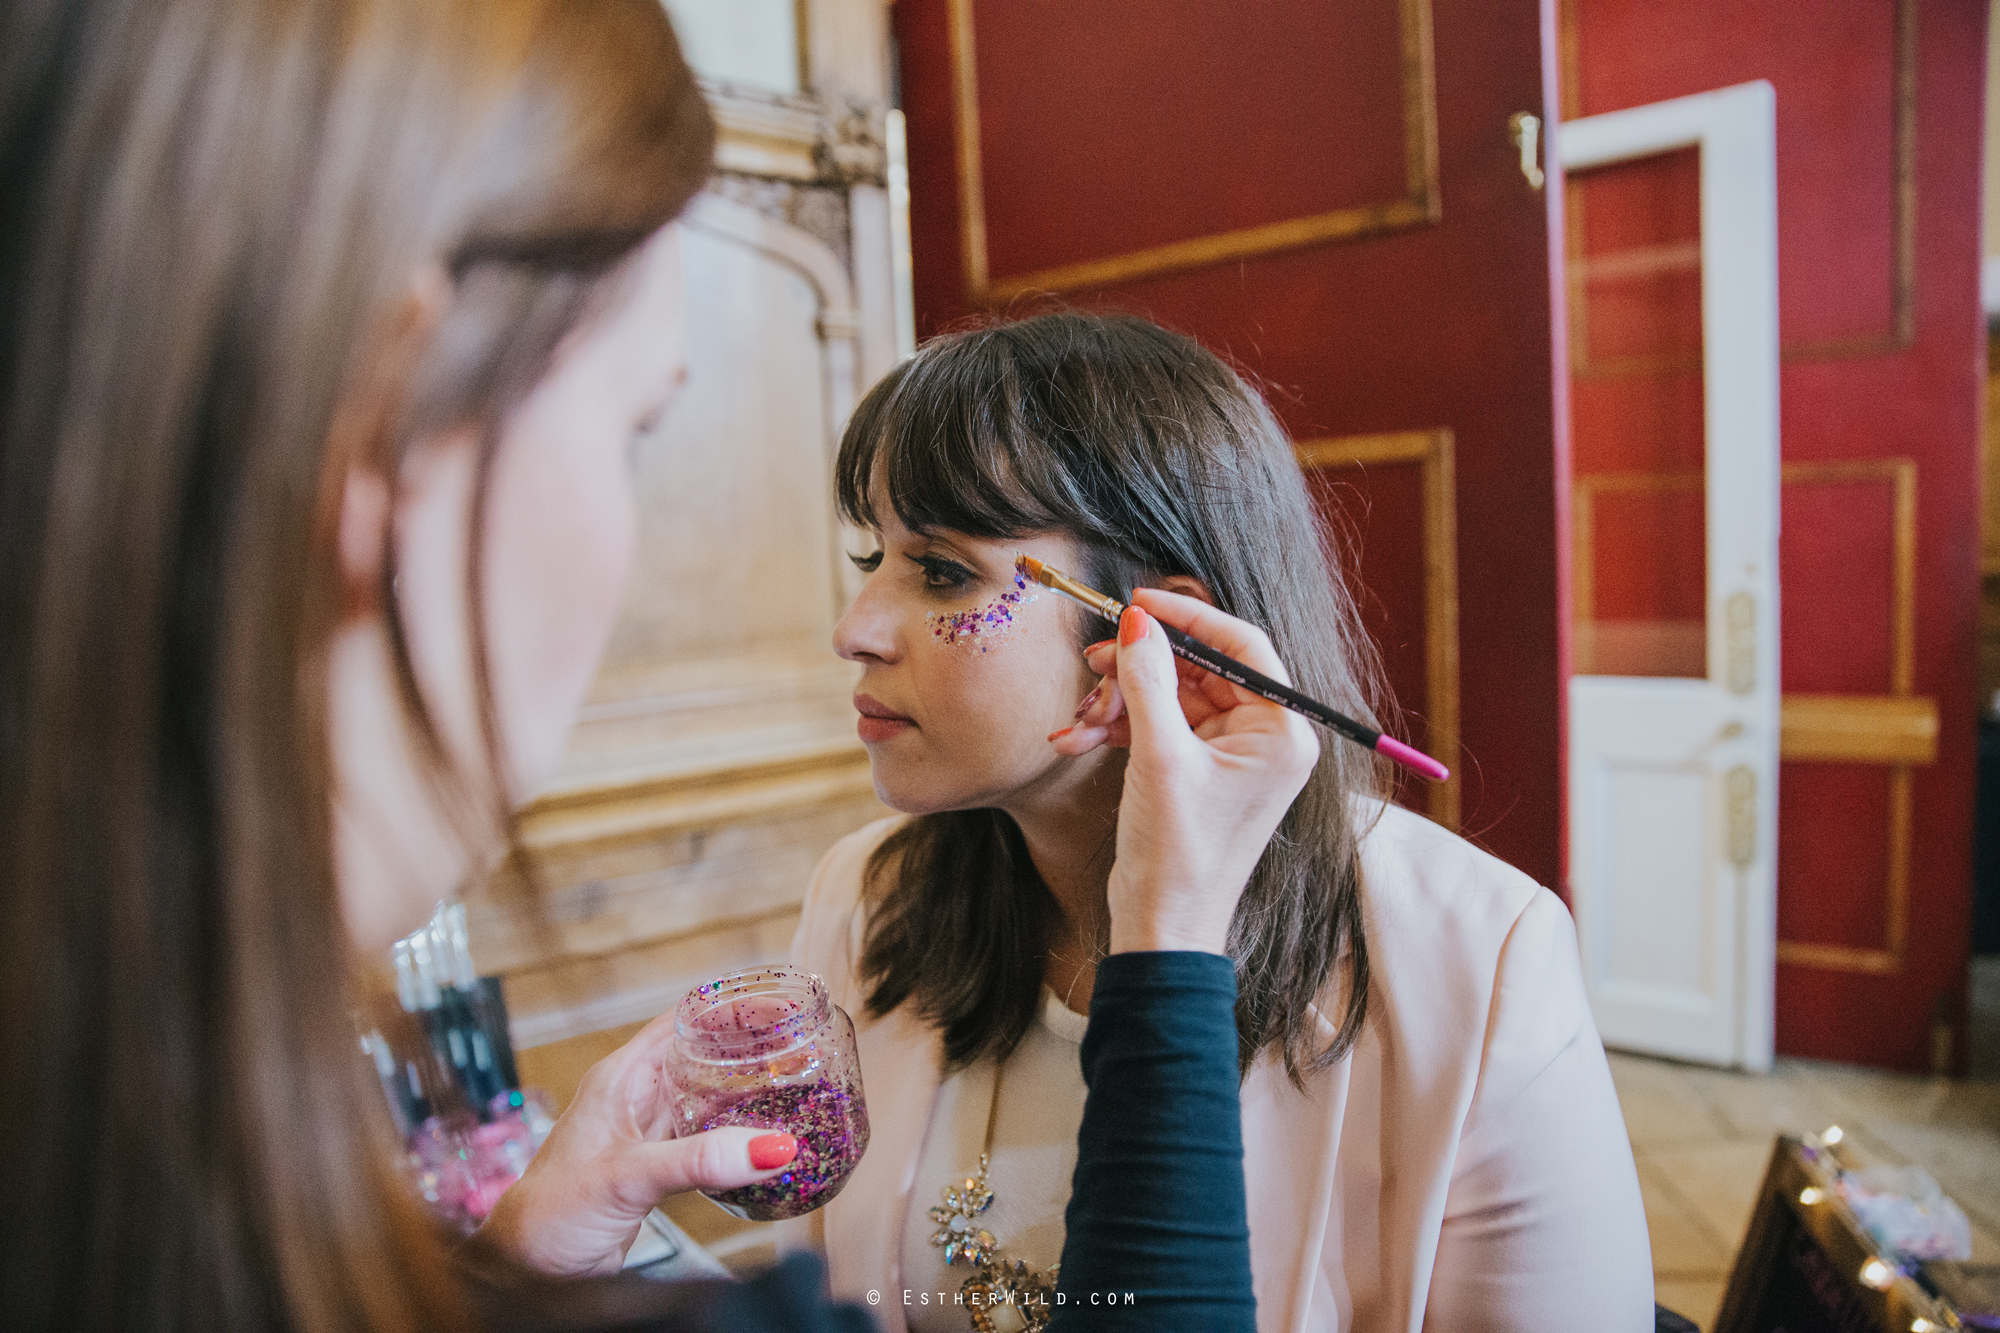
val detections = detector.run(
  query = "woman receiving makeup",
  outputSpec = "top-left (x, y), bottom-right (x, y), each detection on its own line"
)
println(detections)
top-left (783, 312), bottom-right (1655, 1332)
top-left (0, 4), bottom-right (1293, 1328)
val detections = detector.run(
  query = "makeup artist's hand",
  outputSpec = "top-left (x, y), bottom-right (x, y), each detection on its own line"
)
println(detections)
top-left (1081, 589), bottom-right (1320, 955)
top-left (477, 1011), bottom-right (798, 1276)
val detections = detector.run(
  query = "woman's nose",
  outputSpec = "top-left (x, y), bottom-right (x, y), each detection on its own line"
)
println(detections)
top-left (833, 578), bottom-right (901, 664)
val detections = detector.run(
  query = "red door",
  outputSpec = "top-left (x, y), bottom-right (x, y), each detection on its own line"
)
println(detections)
top-left (895, 0), bottom-right (1571, 888)
top-left (1562, 0), bottom-right (1987, 1070)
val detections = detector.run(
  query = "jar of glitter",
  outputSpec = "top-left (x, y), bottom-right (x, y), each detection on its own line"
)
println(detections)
top-left (664, 966), bottom-right (869, 1220)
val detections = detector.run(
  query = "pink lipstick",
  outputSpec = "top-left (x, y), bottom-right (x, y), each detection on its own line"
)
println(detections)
top-left (853, 693), bottom-right (914, 744)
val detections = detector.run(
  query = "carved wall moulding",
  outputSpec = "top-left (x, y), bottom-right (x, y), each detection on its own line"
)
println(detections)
top-left (706, 80), bottom-right (888, 189)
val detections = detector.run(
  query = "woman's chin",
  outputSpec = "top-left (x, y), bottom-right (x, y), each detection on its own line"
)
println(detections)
top-left (869, 767), bottom-right (975, 818)
top-left (872, 783), bottom-right (944, 816)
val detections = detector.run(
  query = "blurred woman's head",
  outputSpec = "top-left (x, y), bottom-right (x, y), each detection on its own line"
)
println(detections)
top-left (0, 0), bottom-right (710, 1323)
top-left (832, 310), bottom-right (1387, 1081)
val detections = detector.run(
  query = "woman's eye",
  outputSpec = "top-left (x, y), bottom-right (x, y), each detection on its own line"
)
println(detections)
top-left (848, 550), bottom-right (884, 574)
top-left (911, 555), bottom-right (974, 591)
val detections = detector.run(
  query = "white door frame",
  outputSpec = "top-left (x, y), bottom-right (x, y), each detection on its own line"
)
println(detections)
top-left (1561, 81), bottom-right (1781, 1070)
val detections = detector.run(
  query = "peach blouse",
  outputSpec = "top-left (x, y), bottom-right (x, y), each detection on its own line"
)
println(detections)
top-left (782, 801), bottom-right (1655, 1332)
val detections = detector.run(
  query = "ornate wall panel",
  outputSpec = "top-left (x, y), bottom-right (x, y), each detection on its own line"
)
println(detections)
top-left (1571, 462), bottom-right (1935, 979)
top-left (1562, 0), bottom-right (1917, 365)
top-left (1297, 431), bottom-right (1461, 829)
top-left (948, 0), bottom-right (1440, 301)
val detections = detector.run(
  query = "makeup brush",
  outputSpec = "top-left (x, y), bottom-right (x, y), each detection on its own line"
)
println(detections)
top-left (1019, 556), bottom-right (1450, 782)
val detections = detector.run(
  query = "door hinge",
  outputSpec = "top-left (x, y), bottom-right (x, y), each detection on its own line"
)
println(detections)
top-left (1725, 592), bottom-right (1756, 694)
top-left (1726, 765), bottom-right (1756, 868)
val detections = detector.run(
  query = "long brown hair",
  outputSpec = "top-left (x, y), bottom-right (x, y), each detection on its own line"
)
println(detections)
top-left (0, 2), bottom-right (711, 1327)
top-left (836, 312), bottom-right (1390, 1084)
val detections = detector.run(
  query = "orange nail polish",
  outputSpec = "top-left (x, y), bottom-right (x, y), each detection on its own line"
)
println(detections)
top-left (1083, 638), bottom-right (1116, 654)
top-left (1073, 687), bottom-right (1101, 719)
top-left (1118, 605), bottom-right (1148, 647)
top-left (749, 1133), bottom-right (798, 1170)
top-left (1048, 726), bottom-right (1074, 742)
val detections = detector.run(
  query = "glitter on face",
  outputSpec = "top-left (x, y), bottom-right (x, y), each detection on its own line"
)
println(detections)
top-left (925, 554), bottom-right (1040, 652)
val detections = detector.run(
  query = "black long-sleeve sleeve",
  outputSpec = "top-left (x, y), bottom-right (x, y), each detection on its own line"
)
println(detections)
top-left (1051, 951), bottom-right (1255, 1331)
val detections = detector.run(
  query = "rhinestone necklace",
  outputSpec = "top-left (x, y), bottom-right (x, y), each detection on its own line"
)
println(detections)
top-left (925, 1056), bottom-right (1058, 1332)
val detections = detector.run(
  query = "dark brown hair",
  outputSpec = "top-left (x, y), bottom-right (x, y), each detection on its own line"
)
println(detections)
top-left (0, 1), bottom-right (711, 1327)
top-left (836, 311), bottom-right (1389, 1083)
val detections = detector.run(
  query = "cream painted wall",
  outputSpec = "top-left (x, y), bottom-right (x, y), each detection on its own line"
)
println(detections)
top-left (603, 224), bottom-right (839, 673)
top-left (664, 0), bottom-right (801, 93)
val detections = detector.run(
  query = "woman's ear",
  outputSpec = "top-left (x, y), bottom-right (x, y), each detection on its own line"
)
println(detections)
top-left (337, 467), bottom-right (392, 617)
top-left (329, 265), bottom-right (453, 620)
top-left (1155, 574), bottom-right (1218, 607)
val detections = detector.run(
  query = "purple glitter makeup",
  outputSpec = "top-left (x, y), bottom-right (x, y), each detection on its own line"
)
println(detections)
top-left (663, 967), bottom-right (870, 1221)
top-left (925, 555), bottom-right (1041, 652)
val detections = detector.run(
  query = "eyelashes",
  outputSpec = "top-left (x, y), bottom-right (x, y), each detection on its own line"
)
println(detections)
top-left (846, 549), bottom-right (976, 594)
top-left (909, 554), bottom-right (974, 592)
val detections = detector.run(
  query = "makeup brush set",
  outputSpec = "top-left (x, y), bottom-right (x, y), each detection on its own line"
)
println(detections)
top-left (363, 903), bottom-right (554, 1231)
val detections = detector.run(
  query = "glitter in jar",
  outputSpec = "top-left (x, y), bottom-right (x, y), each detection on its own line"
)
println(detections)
top-left (698, 1081), bottom-right (870, 1220)
top-left (666, 966), bottom-right (870, 1223)
top-left (926, 555), bottom-right (1041, 652)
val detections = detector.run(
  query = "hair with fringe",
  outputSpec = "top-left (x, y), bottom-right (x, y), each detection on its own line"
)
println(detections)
top-left (836, 310), bottom-right (1390, 1084)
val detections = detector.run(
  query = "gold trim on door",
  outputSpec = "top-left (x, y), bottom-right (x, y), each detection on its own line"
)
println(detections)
top-left (1769, 460), bottom-right (1918, 977)
top-left (948, 0), bottom-right (1441, 303)
top-left (1725, 766), bottom-right (1757, 869)
top-left (1779, 695), bottom-right (1937, 765)
top-left (1295, 430), bottom-right (1459, 830)
top-left (1570, 470), bottom-right (1704, 676)
top-left (1781, 459), bottom-right (1918, 695)
top-left (1559, 0), bottom-right (1916, 372)
top-left (1572, 460), bottom-right (1925, 973)
top-left (1772, 767), bottom-right (1916, 977)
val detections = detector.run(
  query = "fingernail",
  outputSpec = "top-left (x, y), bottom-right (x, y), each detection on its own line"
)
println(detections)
top-left (1073, 687), bottom-right (1101, 719)
top-left (1118, 605), bottom-right (1148, 647)
top-left (749, 1133), bottom-right (797, 1170)
top-left (1083, 638), bottom-right (1115, 655)
top-left (1047, 726), bottom-right (1075, 742)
